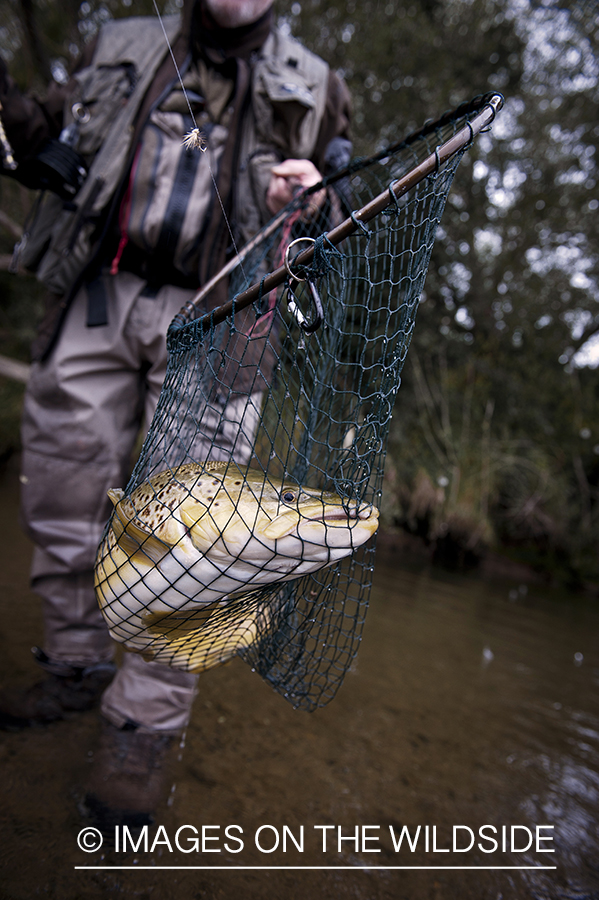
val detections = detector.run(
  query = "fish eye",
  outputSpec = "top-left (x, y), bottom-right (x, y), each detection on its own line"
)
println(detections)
top-left (282, 491), bottom-right (296, 503)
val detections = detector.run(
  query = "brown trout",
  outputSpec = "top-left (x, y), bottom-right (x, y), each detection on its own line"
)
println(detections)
top-left (94, 461), bottom-right (379, 670)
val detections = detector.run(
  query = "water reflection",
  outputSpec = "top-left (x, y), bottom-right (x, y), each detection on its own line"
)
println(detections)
top-left (368, 558), bottom-right (599, 897)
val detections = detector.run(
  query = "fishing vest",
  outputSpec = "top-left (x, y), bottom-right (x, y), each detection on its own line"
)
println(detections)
top-left (18, 16), bottom-right (180, 293)
top-left (18, 16), bottom-right (329, 299)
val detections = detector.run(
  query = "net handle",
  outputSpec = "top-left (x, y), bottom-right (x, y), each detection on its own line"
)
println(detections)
top-left (170, 93), bottom-right (503, 332)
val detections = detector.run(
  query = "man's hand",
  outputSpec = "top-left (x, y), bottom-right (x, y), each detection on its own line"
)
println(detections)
top-left (266, 158), bottom-right (325, 216)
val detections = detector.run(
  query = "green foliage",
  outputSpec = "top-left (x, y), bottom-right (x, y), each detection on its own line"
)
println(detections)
top-left (0, 0), bottom-right (173, 88)
top-left (278, 0), bottom-right (599, 582)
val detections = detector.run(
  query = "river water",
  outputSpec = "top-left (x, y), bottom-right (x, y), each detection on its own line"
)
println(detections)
top-left (0, 458), bottom-right (598, 899)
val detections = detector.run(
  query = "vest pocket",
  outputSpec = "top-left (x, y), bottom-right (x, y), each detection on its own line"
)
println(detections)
top-left (68, 63), bottom-right (137, 159)
top-left (15, 192), bottom-right (65, 274)
top-left (35, 177), bottom-right (105, 296)
top-left (254, 68), bottom-right (317, 158)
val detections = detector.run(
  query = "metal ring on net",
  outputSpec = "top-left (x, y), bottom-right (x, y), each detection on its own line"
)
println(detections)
top-left (480, 96), bottom-right (500, 133)
top-left (350, 210), bottom-right (370, 235)
top-left (464, 120), bottom-right (475, 147)
top-left (284, 237), bottom-right (316, 282)
top-left (387, 183), bottom-right (403, 215)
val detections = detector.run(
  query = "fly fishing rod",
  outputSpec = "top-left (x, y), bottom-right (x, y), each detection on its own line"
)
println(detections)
top-left (170, 92), bottom-right (503, 333)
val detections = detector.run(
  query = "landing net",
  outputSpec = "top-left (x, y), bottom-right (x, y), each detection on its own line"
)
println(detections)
top-left (94, 93), bottom-right (502, 710)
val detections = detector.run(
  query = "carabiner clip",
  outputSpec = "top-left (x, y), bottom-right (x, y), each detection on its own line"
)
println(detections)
top-left (286, 278), bottom-right (324, 334)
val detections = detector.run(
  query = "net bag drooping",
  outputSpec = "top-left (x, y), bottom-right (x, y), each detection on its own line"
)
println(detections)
top-left (94, 94), bottom-right (503, 710)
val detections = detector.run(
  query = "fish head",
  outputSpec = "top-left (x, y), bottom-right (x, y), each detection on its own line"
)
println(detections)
top-left (259, 485), bottom-right (379, 567)
top-left (179, 467), bottom-right (379, 575)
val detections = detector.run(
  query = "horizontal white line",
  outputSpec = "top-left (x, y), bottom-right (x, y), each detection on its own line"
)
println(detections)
top-left (75, 865), bottom-right (557, 871)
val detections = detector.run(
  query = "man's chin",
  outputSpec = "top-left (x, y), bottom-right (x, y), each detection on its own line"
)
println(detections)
top-left (203, 0), bottom-right (273, 29)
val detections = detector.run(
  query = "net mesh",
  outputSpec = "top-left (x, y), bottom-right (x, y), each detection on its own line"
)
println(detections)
top-left (94, 94), bottom-right (501, 710)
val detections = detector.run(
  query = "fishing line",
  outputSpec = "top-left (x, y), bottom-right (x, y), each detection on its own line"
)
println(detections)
top-left (151, 0), bottom-right (248, 285)
top-left (151, 0), bottom-right (199, 127)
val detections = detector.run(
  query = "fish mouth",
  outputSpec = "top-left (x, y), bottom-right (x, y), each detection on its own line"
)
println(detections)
top-left (261, 503), bottom-right (378, 540)
top-left (322, 504), bottom-right (378, 523)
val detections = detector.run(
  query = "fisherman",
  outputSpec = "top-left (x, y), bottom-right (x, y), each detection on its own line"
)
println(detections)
top-left (0, 0), bottom-right (351, 829)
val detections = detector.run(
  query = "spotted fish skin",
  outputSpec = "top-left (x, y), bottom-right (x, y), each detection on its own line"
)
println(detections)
top-left (94, 461), bottom-right (379, 667)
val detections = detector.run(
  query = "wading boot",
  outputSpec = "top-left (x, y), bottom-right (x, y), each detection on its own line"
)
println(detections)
top-left (82, 717), bottom-right (178, 836)
top-left (0, 648), bottom-right (116, 730)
